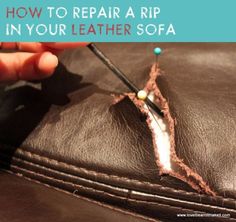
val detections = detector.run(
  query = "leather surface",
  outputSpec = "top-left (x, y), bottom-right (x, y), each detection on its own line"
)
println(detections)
top-left (0, 170), bottom-right (154, 222)
top-left (0, 43), bottom-right (236, 221)
top-left (157, 43), bottom-right (236, 199)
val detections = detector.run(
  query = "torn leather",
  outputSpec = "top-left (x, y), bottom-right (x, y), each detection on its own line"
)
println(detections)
top-left (115, 64), bottom-right (215, 196)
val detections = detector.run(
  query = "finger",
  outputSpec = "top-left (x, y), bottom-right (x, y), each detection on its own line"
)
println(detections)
top-left (44, 42), bottom-right (89, 50)
top-left (17, 42), bottom-right (61, 54)
top-left (17, 42), bottom-right (48, 52)
top-left (0, 42), bottom-right (89, 52)
top-left (0, 42), bottom-right (18, 50)
top-left (0, 42), bottom-right (58, 53)
top-left (0, 52), bottom-right (58, 82)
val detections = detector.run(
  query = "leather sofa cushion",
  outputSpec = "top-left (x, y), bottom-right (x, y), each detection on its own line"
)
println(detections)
top-left (0, 170), bottom-right (153, 222)
top-left (0, 43), bottom-right (235, 221)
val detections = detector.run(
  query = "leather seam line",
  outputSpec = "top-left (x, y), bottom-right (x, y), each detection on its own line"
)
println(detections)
top-left (3, 166), bottom-right (211, 216)
top-left (7, 147), bottom-right (190, 191)
top-left (1, 146), bottom-right (236, 203)
top-left (5, 155), bottom-right (236, 213)
top-left (1, 170), bottom-right (158, 222)
top-left (17, 148), bottom-right (236, 202)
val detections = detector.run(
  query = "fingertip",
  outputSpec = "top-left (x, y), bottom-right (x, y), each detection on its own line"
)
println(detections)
top-left (44, 42), bottom-right (90, 50)
top-left (37, 52), bottom-right (59, 76)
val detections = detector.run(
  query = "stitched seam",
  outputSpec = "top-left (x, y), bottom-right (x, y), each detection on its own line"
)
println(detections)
top-left (7, 154), bottom-right (130, 193)
top-left (2, 154), bottom-right (234, 211)
top-left (1, 170), bottom-right (159, 222)
top-left (15, 148), bottom-right (185, 189)
top-left (14, 147), bottom-right (236, 202)
top-left (5, 153), bottom-right (235, 211)
top-left (1, 145), bottom-right (236, 203)
top-left (3, 166), bottom-right (210, 215)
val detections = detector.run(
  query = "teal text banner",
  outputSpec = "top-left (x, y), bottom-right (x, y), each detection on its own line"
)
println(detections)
top-left (0, 0), bottom-right (235, 42)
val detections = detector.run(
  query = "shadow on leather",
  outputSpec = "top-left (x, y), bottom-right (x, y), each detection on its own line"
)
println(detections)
top-left (0, 63), bottom-right (93, 151)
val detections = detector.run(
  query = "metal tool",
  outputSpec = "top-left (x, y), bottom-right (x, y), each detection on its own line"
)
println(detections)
top-left (87, 43), bottom-right (164, 117)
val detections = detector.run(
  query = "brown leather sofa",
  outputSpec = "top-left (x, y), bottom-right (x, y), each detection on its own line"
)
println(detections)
top-left (0, 43), bottom-right (235, 221)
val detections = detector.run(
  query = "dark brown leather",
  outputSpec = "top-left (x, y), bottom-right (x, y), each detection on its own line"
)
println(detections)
top-left (157, 43), bottom-right (236, 199)
top-left (0, 170), bottom-right (153, 222)
top-left (0, 43), bottom-right (235, 221)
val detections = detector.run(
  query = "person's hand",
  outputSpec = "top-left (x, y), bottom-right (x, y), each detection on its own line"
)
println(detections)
top-left (0, 42), bottom-right (88, 82)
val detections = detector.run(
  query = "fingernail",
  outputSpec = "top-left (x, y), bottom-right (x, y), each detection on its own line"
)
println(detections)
top-left (38, 52), bottom-right (59, 73)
